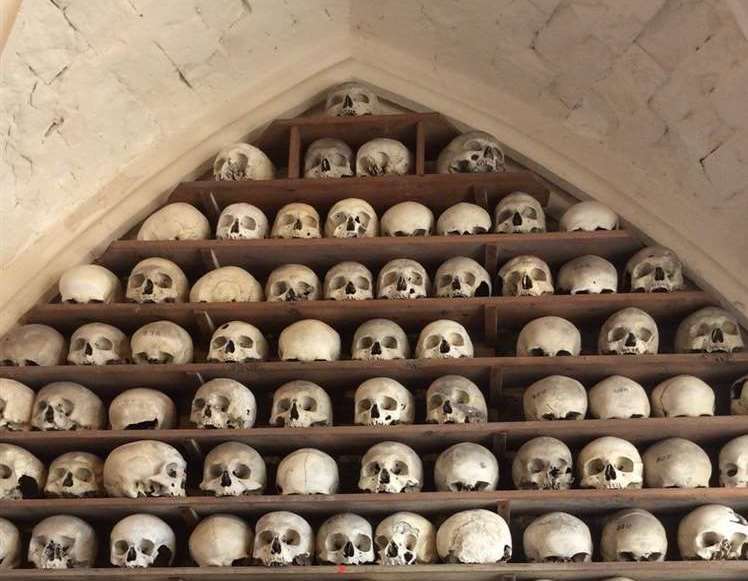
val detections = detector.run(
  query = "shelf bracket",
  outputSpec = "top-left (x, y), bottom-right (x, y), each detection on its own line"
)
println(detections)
top-left (199, 248), bottom-right (221, 272)
top-left (198, 191), bottom-right (221, 223)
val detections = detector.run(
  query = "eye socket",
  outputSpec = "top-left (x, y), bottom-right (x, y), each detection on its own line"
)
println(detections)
top-left (356, 534), bottom-right (372, 551)
top-left (355, 276), bottom-right (371, 290)
top-left (95, 337), bottom-right (113, 350)
top-left (272, 281), bottom-right (288, 296)
top-left (367, 461), bottom-right (381, 476)
top-left (327, 532), bottom-right (348, 551)
top-left (74, 468), bottom-right (93, 482)
top-left (382, 336), bottom-right (398, 349)
top-left (130, 274), bottom-right (145, 287)
top-left (330, 95), bottom-right (344, 106)
top-left (636, 263), bottom-right (653, 277)
top-left (155, 274), bottom-right (173, 288)
top-left (375, 535), bottom-right (389, 549)
top-left (699, 531), bottom-right (724, 549)
top-left (359, 336), bottom-right (374, 349)
top-left (391, 461), bottom-right (408, 476)
top-left (523, 207), bottom-right (538, 219)
top-left (637, 328), bottom-right (653, 341)
top-left (299, 396), bottom-right (316, 411)
top-left (213, 395), bottom-right (230, 412)
top-left (283, 530), bottom-right (301, 546)
top-left (139, 540), bottom-right (155, 556)
top-left (724, 321), bottom-right (739, 335)
top-left (586, 458), bottom-right (606, 475)
top-left (238, 335), bottom-right (254, 349)
top-left (53, 467), bottom-right (67, 479)
top-left (258, 531), bottom-right (275, 545)
top-left (449, 333), bottom-right (465, 346)
top-left (358, 398), bottom-right (372, 412)
top-left (357, 93), bottom-right (370, 104)
top-left (464, 272), bottom-right (476, 285)
top-left (72, 338), bottom-right (86, 351)
top-left (615, 457), bottom-right (635, 472)
top-left (531, 268), bottom-right (547, 282)
top-left (220, 214), bottom-right (234, 227)
top-left (403, 534), bottom-right (417, 550)
top-left (282, 213), bottom-right (297, 225)
top-left (331, 276), bottom-right (347, 290)
top-left (59, 398), bottom-right (74, 415)
top-left (241, 216), bottom-right (257, 230)
top-left (429, 394), bottom-right (443, 407)
top-left (497, 210), bottom-right (512, 224)
top-left (233, 463), bottom-right (251, 479)
top-left (114, 540), bottom-right (130, 555)
top-left (425, 335), bottom-right (440, 349)
top-left (209, 463), bottom-right (224, 478)
top-left (528, 458), bottom-right (546, 473)
top-left (277, 398), bottom-right (291, 412)
top-left (380, 396), bottom-right (398, 411)
top-left (193, 398), bottom-right (205, 410)
top-left (454, 389), bottom-right (470, 404)
top-left (724, 463), bottom-right (739, 478)
top-left (439, 275), bottom-right (452, 287)
top-left (696, 322), bottom-right (711, 336)
top-left (383, 272), bottom-right (397, 286)
top-left (211, 336), bottom-right (227, 349)
top-left (331, 153), bottom-right (348, 167)
top-left (165, 462), bottom-right (179, 478)
top-left (411, 273), bottom-right (423, 285)
top-left (610, 327), bottom-right (627, 342)
top-left (302, 216), bottom-right (318, 228)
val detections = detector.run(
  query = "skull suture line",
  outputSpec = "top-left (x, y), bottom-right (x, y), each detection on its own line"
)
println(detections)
top-left (352, 319), bottom-right (410, 360)
top-left (131, 321), bottom-right (193, 364)
top-left (266, 264), bottom-right (320, 302)
top-left (359, 441), bottom-right (423, 493)
top-left (191, 378), bottom-right (257, 429)
top-left (216, 203), bottom-right (269, 240)
top-left (436, 131), bottom-right (505, 174)
top-left (356, 138), bottom-right (412, 176)
top-left (110, 514), bottom-right (176, 568)
top-left (325, 82), bottom-right (379, 116)
top-left (67, 322), bottom-right (130, 365)
top-left (588, 375), bottom-right (650, 419)
top-left (626, 246), bottom-right (685, 293)
top-left (31, 382), bottom-right (105, 431)
top-left (200, 441), bottom-right (266, 496)
top-left (0, 324), bottom-right (66, 367)
top-left (601, 508), bottom-right (667, 562)
top-left (0, 378), bottom-right (35, 431)
top-left (494, 192), bottom-right (546, 233)
top-left (270, 380), bottom-right (333, 427)
top-left (435, 257), bottom-right (491, 298)
top-left (126, 257), bottom-right (189, 304)
top-left (28, 515), bottom-right (97, 569)
top-left (436, 510), bottom-right (512, 564)
top-left (559, 201), bottom-right (619, 232)
top-left (59, 264), bottom-right (122, 304)
top-left (416, 320), bottom-right (474, 359)
top-left (677, 504), bottom-right (748, 560)
top-left (375, 512), bottom-right (436, 565)
top-left (355, 377), bottom-right (414, 426)
top-left (381, 201), bottom-right (434, 237)
top-left (0, 443), bottom-right (46, 499)
top-left (578, 436), bottom-right (643, 490)
top-left (425, 375), bottom-right (487, 424)
top-left (44, 451), bottom-right (104, 498)
top-left (213, 143), bottom-right (275, 181)
top-left (598, 308), bottom-right (659, 355)
top-left (434, 442), bottom-right (499, 492)
top-left (377, 258), bottom-right (430, 299)
top-left (252, 511), bottom-right (314, 567)
top-left (103, 440), bottom-right (187, 498)
top-left (278, 320), bottom-right (341, 362)
top-left (190, 267), bottom-right (264, 303)
top-left (271, 203), bottom-right (321, 239)
top-left (323, 262), bottom-right (373, 301)
top-left (109, 388), bottom-right (177, 430)
top-left (512, 436), bottom-right (574, 490)
top-left (497, 255), bottom-right (554, 297)
top-left (189, 514), bottom-right (254, 567)
top-left (304, 139), bottom-right (354, 178)
top-left (324, 198), bottom-right (378, 238)
top-left (523, 375), bottom-right (588, 421)
top-left (207, 322), bottom-right (268, 363)
top-left (516, 316), bottom-right (581, 357)
top-left (316, 513), bottom-right (374, 565)
top-left (523, 512), bottom-right (592, 563)
top-left (276, 448), bottom-right (339, 495)
top-left (137, 202), bottom-right (210, 241)
top-left (675, 307), bottom-right (744, 354)
top-left (436, 202), bottom-right (492, 235)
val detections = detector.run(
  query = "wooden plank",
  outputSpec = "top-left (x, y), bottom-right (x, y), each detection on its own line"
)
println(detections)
top-left (287, 125), bottom-right (301, 179)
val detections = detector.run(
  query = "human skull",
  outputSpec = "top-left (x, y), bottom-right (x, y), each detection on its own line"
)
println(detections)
top-left (190, 267), bottom-right (264, 303)
top-left (435, 257), bottom-right (491, 298)
top-left (131, 321), bottom-right (193, 364)
top-left (200, 441), bottom-right (266, 496)
top-left (559, 201), bottom-right (619, 232)
top-left (678, 504), bottom-right (748, 560)
top-left (207, 321), bottom-right (268, 363)
top-left (252, 511), bottom-right (314, 566)
top-left (436, 202), bottom-right (492, 235)
top-left (355, 377), bottom-right (414, 426)
top-left (651, 375), bottom-right (715, 417)
top-left (28, 515), bottom-right (96, 569)
top-left (377, 258), bottom-right (430, 299)
top-left (578, 436), bottom-right (643, 490)
top-left (436, 131), bottom-right (505, 174)
top-left (675, 307), bottom-right (744, 354)
top-left (59, 264), bottom-right (122, 304)
top-left (125, 257), bottom-right (189, 304)
top-left (359, 441), bottom-right (423, 493)
top-left (137, 202), bottom-right (210, 241)
top-left (0, 378), bottom-right (35, 431)
top-left (512, 436), bottom-right (574, 490)
top-left (270, 380), bottom-right (333, 427)
top-left (271, 203), bottom-right (321, 239)
top-left (626, 246), bottom-right (685, 293)
top-left (266, 264), bottom-right (321, 302)
top-left (325, 82), bottom-right (378, 116)
top-left (434, 443), bottom-right (499, 492)
top-left (277, 448), bottom-right (339, 495)
top-left (304, 139), bottom-right (354, 178)
top-left (216, 202), bottom-right (269, 240)
top-left (731, 374), bottom-right (748, 415)
top-left (0, 518), bottom-right (20, 569)
top-left (558, 255), bottom-right (618, 294)
top-left (356, 138), bottom-right (412, 176)
top-left (523, 512), bottom-right (592, 563)
top-left (589, 375), bottom-right (651, 419)
top-left (103, 440), bottom-right (187, 497)
top-left (494, 192), bottom-right (546, 234)
top-left (380, 202), bottom-right (434, 237)
top-left (523, 375), bottom-right (587, 421)
top-left (601, 508), bottom-right (667, 562)
top-left (44, 452), bottom-right (104, 498)
top-left (643, 438), bottom-right (712, 488)
top-left (416, 320), bottom-right (474, 359)
top-left (324, 198), bottom-right (377, 237)
top-left (436, 510), bottom-right (512, 564)
top-left (425, 375), bottom-right (487, 424)
top-left (191, 378), bottom-right (257, 429)
top-left (598, 307), bottom-right (659, 355)
top-left (0, 443), bottom-right (45, 499)
top-left (213, 142), bottom-right (275, 181)
top-left (31, 382), bottom-right (105, 431)
top-left (109, 388), bottom-right (176, 430)
top-left (516, 316), bottom-right (582, 357)
top-left (317, 513), bottom-right (374, 565)
top-left (719, 435), bottom-right (748, 488)
top-left (323, 262), bottom-right (374, 301)
top-left (278, 319), bottom-right (341, 361)
top-left (497, 255), bottom-right (554, 297)
top-left (67, 322), bottom-right (130, 365)
top-left (190, 515), bottom-right (253, 567)
top-left (375, 512), bottom-right (436, 565)
top-left (0, 324), bottom-right (66, 366)
top-left (110, 514), bottom-right (176, 568)
top-left (352, 319), bottom-right (410, 360)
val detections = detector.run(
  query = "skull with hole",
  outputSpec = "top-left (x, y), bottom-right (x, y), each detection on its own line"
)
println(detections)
top-left (137, 202), bottom-right (210, 241)
top-left (189, 514), bottom-right (253, 567)
top-left (523, 512), bottom-right (592, 563)
top-left (270, 380), bottom-right (333, 427)
top-left (651, 375), bottom-right (715, 417)
top-left (675, 307), bottom-right (744, 354)
top-left (31, 382), bottom-right (105, 431)
top-left (0, 518), bottom-right (20, 569)
top-left (643, 438), bottom-right (712, 488)
top-left (277, 448), bottom-right (339, 495)
top-left (213, 143), bottom-right (275, 181)
top-left (59, 264), bottom-right (122, 304)
top-left (516, 316), bottom-right (582, 357)
top-left (558, 255), bottom-right (618, 294)
top-left (377, 258), bottom-right (430, 299)
top-left (497, 255), bottom-right (554, 297)
top-left (434, 443), bottom-right (499, 492)
top-left (125, 257), bottom-right (189, 304)
top-left (190, 267), bottom-right (264, 303)
top-left (323, 262), bottom-right (374, 301)
top-left (601, 508), bottom-right (667, 562)
top-left (216, 202), bottom-right (269, 240)
top-left (131, 321), bottom-right (193, 364)
top-left (511, 436), bottom-right (574, 490)
top-left (626, 246), bottom-right (685, 293)
top-left (317, 513), bottom-right (374, 565)
top-left (252, 511), bottom-right (314, 566)
top-left (324, 198), bottom-right (378, 238)
top-left (437, 510), bottom-right (512, 564)
top-left (191, 378), bottom-right (257, 429)
top-left (375, 512), bottom-right (436, 565)
top-left (28, 515), bottom-right (96, 569)
top-left (103, 440), bottom-right (187, 497)
top-left (523, 375), bottom-right (587, 421)
top-left (271, 203), bottom-right (321, 239)
top-left (0, 379), bottom-right (35, 431)
top-left (435, 257), bottom-right (491, 298)
top-left (598, 308), bottom-right (659, 355)
top-left (352, 319), bottom-right (410, 360)
top-left (0, 324), bottom-right (66, 367)
top-left (720, 435), bottom-right (748, 488)
top-left (494, 192), bottom-right (546, 234)
top-left (110, 514), bottom-right (176, 568)
top-left (109, 388), bottom-right (177, 430)
top-left (578, 436), bottom-right (643, 490)
top-left (380, 202), bottom-right (434, 237)
top-left (304, 139), bottom-right (354, 178)
top-left (588, 375), bottom-right (651, 419)
top-left (359, 441), bottom-right (423, 493)
top-left (731, 375), bottom-right (748, 415)
top-left (67, 322), bottom-right (130, 366)
top-left (436, 202), bottom-right (492, 235)
top-left (559, 201), bottom-right (619, 232)
top-left (425, 375), bottom-right (487, 424)
top-left (44, 452), bottom-right (104, 498)
top-left (266, 264), bottom-right (321, 302)
top-left (678, 504), bottom-right (748, 560)
top-left (200, 441), bottom-right (266, 496)
top-left (207, 321), bottom-right (268, 363)
top-left (325, 82), bottom-right (378, 116)
top-left (416, 320), bottom-right (474, 359)
top-left (0, 444), bottom-right (45, 499)
top-left (356, 138), bottom-right (412, 176)
top-left (436, 131), bottom-right (505, 174)
top-left (354, 377), bottom-right (414, 426)
top-left (278, 320), bottom-right (341, 362)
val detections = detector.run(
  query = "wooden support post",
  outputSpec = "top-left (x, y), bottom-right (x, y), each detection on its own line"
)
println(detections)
top-left (483, 304), bottom-right (499, 353)
top-left (473, 184), bottom-right (489, 209)
top-left (187, 371), bottom-right (205, 388)
top-left (183, 438), bottom-right (204, 465)
top-left (415, 121), bottom-right (426, 176)
top-left (195, 310), bottom-right (216, 341)
top-left (179, 505), bottom-right (200, 532)
top-left (198, 191), bottom-right (221, 224)
top-left (287, 125), bottom-right (301, 179)
top-left (199, 248), bottom-right (221, 272)
top-left (488, 366), bottom-right (503, 417)
top-left (491, 432), bottom-right (507, 463)
top-left (497, 499), bottom-right (511, 524)
top-left (483, 242), bottom-right (500, 275)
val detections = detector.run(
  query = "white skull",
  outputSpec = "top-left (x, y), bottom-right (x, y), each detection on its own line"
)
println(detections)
top-left (126, 257), bottom-right (189, 304)
top-left (435, 257), bottom-right (491, 298)
top-left (216, 202), bottom-right (269, 240)
top-left (0, 444), bottom-right (45, 499)
top-left (512, 436), bottom-right (574, 490)
top-left (598, 307), bottom-right (659, 355)
top-left (559, 201), bottom-right (619, 232)
top-left (324, 198), bottom-right (378, 238)
top-left (434, 443), bottom-right (499, 492)
top-left (578, 436), bottom-right (643, 490)
top-left (589, 375), bottom-right (651, 419)
top-left (355, 377), bottom-right (414, 426)
top-left (252, 511), bottom-right (314, 566)
top-left (601, 508), bottom-right (667, 562)
top-left (191, 378), bottom-right (257, 429)
top-left (0, 518), bottom-right (20, 569)
top-left (494, 192), bottom-right (546, 233)
top-left (352, 319), bottom-right (410, 360)
top-left (67, 322), bottom-right (130, 365)
top-left (436, 202), bottom-right (492, 235)
top-left (498, 255), bottom-right (554, 297)
top-left (324, 262), bottom-right (374, 301)
top-left (643, 437), bottom-right (712, 488)
top-left (436, 131), bottom-right (505, 174)
top-left (523, 512), bottom-right (592, 563)
top-left (678, 504), bottom-right (748, 560)
top-left (436, 510), bottom-right (511, 564)
top-left (416, 320), bottom-right (474, 359)
top-left (207, 321), bottom-right (268, 363)
top-left (651, 375), bottom-right (715, 417)
top-left (189, 515), bottom-right (253, 567)
top-left (377, 258), bottom-right (430, 299)
top-left (276, 448), bottom-right (338, 495)
top-left (31, 382), bottom-right (105, 431)
top-left (109, 388), bottom-right (176, 430)
top-left (200, 441), bottom-right (266, 496)
top-left (110, 514), bottom-right (176, 568)
top-left (270, 380), bottom-right (333, 427)
top-left (137, 202), bottom-right (210, 241)
top-left (213, 142), bottom-right (275, 181)
top-left (375, 512), bottom-right (436, 565)
top-left (44, 451), bottom-right (104, 498)
top-left (28, 515), bottom-right (96, 569)
top-left (265, 264), bottom-right (321, 302)
top-left (425, 375), bottom-right (487, 424)
top-left (317, 513), bottom-right (374, 565)
top-left (517, 316), bottom-right (582, 357)
top-left (719, 435), bottom-right (748, 488)
top-left (356, 138), bottom-right (412, 176)
top-left (190, 267), bottom-right (264, 303)
top-left (271, 203), bottom-right (321, 239)
top-left (131, 321), bottom-right (193, 364)
top-left (304, 139), bottom-right (354, 178)
top-left (626, 246), bottom-right (685, 293)
top-left (278, 319), bottom-right (341, 361)
top-left (675, 307), bottom-right (744, 354)
top-left (359, 441), bottom-right (423, 493)
top-left (523, 375), bottom-right (588, 420)
top-left (0, 378), bottom-right (35, 431)
top-left (59, 264), bottom-right (122, 304)
top-left (0, 324), bottom-right (66, 367)
top-left (380, 202), bottom-right (434, 237)
top-left (731, 374), bottom-right (748, 415)
top-left (558, 255), bottom-right (618, 294)
top-left (103, 440), bottom-right (187, 497)
top-left (325, 82), bottom-right (378, 116)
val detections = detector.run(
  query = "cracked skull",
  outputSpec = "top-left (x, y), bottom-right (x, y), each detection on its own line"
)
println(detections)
top-left (355, 377), bottom-right (414, 426)
top-left (578, 436), bottom-right (643, 490)
top-left (381, 201), bottom-right (434, 237)
top-left (377, 258), bottom-right (430, 299)
top-left (0, 443), bottom-right (45, 499)
top-left (498, 255), bottom-right (554, 297)
top-left (559, 201), bottom-right (619, 232)
top-left (31, 382), bottom-right (105, 431)
top-left (252, 511), bottom-right (314, 567)
top-left (304, 138), bottom-right (354, 178)
top-left (426, 375), bottom-right (487, 424)
top-left (44, 451), bottom-right (104, 498)
top-left (28, 515), bottom-right (96, 569)
top-left (271, 203), bottom-right (321, 239)
top-left (523, 375), bottom-right (587, 421)
top-left (0, 378), bottom-right (35, 431)
top-left (67, 322), bottom-right (130, 366)
top-left (59, 264), bottom-right (122, 304)
top-left (494, 192), bottom-right (546, 234)
top-left (216, 202), bottom-right (269, 240)
top-left (675, 307), bottom-right (744, 354)
top-left (0, 324), bottom-right (66, 367)
top-left (277, 449), bottom-right (339, 495)
top-left (278, 319), bottom-right (341, 361)
top-left (558, 255), bottom-right (618, 294)
top-left (352, 319), bottom-right (410, 360)
top-left (126, 257), bottom-right (189, 304)
top-left (436, 202), bottom-right (492, 235)
top-left (598, 307), bottom-right (659, 355)
top-left (720, 435), bottom-right (748, 488)
top-left (213, 143), bottom-right (275, 181)
top-left (437, 510), bottom-right (512, 564)
top-left (103, 440), bottom-right (187, 498)
top-left (189, 514), bottom-right (253, 567)
top-left (191, 378), bottom-right (257, 429)
top-left (651, 375), bottom-right (715, 417)
top-left (626, 246), bottom-right (685, 293)
top-left (190, 267), bottom-right (264, 303)
top-left (375, 512), bottom-right (436, 565)
top-left (325, 82), bottom-right (378, 116)
top-left (266, 264), bottom-right (320, 302)
top-left (359, 441), bottom-right (423, 493)
top-left (434, 442), bottom-right (499, 492)
top-left (436, 131), bottom-right (505, 174)
top-left (110, 388), bottom-right (177, 430)
top-left (435, 257), bottom-right (491, 298)
top-left (200, 441), bottom-right (266, 496)
top-left (323, 261), bottom-right (373, 301)
top-left (0, 518), bottom-right (20, 569)
top-left (317, 513), bottom-right (374, 565)
top-left (270, 380), bottom-right (333, 427)
top-left (523, 512), bottom-right (592, 563)
top-left (131, 321), bottom-right (193, 364)
top-left (512, 436), bottom-right (574, 490)
top-left (137, 202), bottom-right (210, 241)
top-left (678, 504), bottom-right (748, 561)
top-left (207, 321), bottom-right (268, 363)
top-left (324, 198), bottom-right (377, 237)
top-left (516, 316), bottom-right (581, 357)
top-left (356, 138), bottom-right (412, 176)
top-left (643, 438), bottom-right (712, 488)
top-left (589, 375), bottom-right (650, 419)
top-left (110, 514), bottom-right (176, 568)
top-left (601, 508), bottom-right (667, 562)
top-left (416, 320), bottom-right (474, 359)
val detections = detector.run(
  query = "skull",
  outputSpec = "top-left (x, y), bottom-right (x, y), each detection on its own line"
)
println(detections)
top-left (325, 82), bottom-right (378, 116)
top-left (375, 512), bottom-right (436, 565)
top-left (425, 375), bottom-right (487, 424)
top-left (67, 322), bottom-right (130, 365)
top-left (265, 264), bottom-right (321, 302)
top-left (651, 375), bottom-right (715, 417)
top-left (137, 202), bottom-right (210, 241)
top-left (207, 321), bottom-right (268, 363)
top-left (436, 202), bottom-right (492, 235)
top-left (59, 264), bottom-right (122, 304)
top-left (200, 441), bottom-right (266, 496)
top-left (516, 316), bottom-right (582, 357)
top-left (523, 512), bottom-right (592, 563)
top-left (601, 508), bottom-right (667, 562)
top-left (110, 514), bottom-right (176, 568)
top-left (643, 437), bottom-right (712, 488)
top-left (359, 441), bottom-right (423, 493)
top-left (354, 377), bottom-right (414, 426)
top-left (523, 375), bottom-right (587, 421)
top-left (252, 511), bottom-right (314, 566)
top-left (125, 257), bottom-right (189, 304)
top-left (356, 138), bottom-right (412, 176)
top-left (498, 255), bottom-right (554, 297)
top-left (213, 142), bottom-right (275, 181)
top-left (324, 198), bottom-right (378, 238)
top-left (416, 320), bottom-right (474, 359)
top-left (190, 267), bottom-right (264, 303)
top-left (28, 515), bottom-right (96, 569)
top-left (191, 378), bottom-right (257, 429)
top-left (675, 307), bottom-right (744, 354)
top-left (731, 374), bottom-right (748, 415)
top-left (0, 518), bottom-right (20, 569)
top-left (598, 307), bottom-right (659, 355)
top-left (270, 380), bottom-right (333, 427)
top-left (494, 192), bottom-right (546, 234)
top-left (589, 375), bottom-right (651, 419)
top-left (626, 246), bottom-right (685, 293)
top-left (380, 202), bottom-right (434, 237)
top-left (559, 201), bottom-right (619, 231)
top-left (304, 138), bottom-right (354, 178)
top-left (216, 202), bottom-right (269, 240)
top-left (278, 319), bottom-right (341, 362)
top-left (0, 378), bottom-right (35, 431)
top-left (678, 504), bottom-right (748, 560)
top-left (352, 319), bottom-right (410, 360)
top-left (271, 203), bottom-right (321, 239)
top-left (512, 436), bottom-right (574, 490)
top-left (434, 442), bottom-right (499, 492)
top-left (719, 435), bottom-right (748, 488)
top-left (317, 513), bottom-right (374, 565)
top-left (578, 436), bottom-right (643, 490)
top-left (31, 382), bottom-right (105, 431)
top-left (323, 261), bottom-right (374, 300)
top-left (131, 321), bottom-right (193, 364)
top-left (435, 257), bottom-right (491, 298)
top-left (0, 444), bottom-right (45, 499)
top-left (109, 388), bottom-right (177, 430)
top-left (277, 448), bottom-right (339, 495)
top-left (103, 440), bottom-right (187, 497)
top-left (436, 131), bottom-right (505, 174)
top-left (377, 258), bottom-right (430, 299)
top-left (558, 255), bottom-right (618, 294)
top-left (0, 324), bottom-right (66, 366)
top-left (436, 510), bottom-right (512, 563)
top-left (44, 451), bottom-right (104, 498)
top-left (189, 515), bottom-right (253, 567)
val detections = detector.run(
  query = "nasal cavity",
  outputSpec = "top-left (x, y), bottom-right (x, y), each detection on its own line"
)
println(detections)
top-left (712, 328), bottom-right (725, 343)
top-left (440, 339), bottom-right (451, 354)
top-left (512, 212), bottom-right (523, 226)
top-left (371, 342), bottom-right (382, 355)
top-left (654, 266), bottom-right (666, 281)
top-left (625, 333), bottom-right (637, 347)
top-left (604, 464), bottom-right (617, 480)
